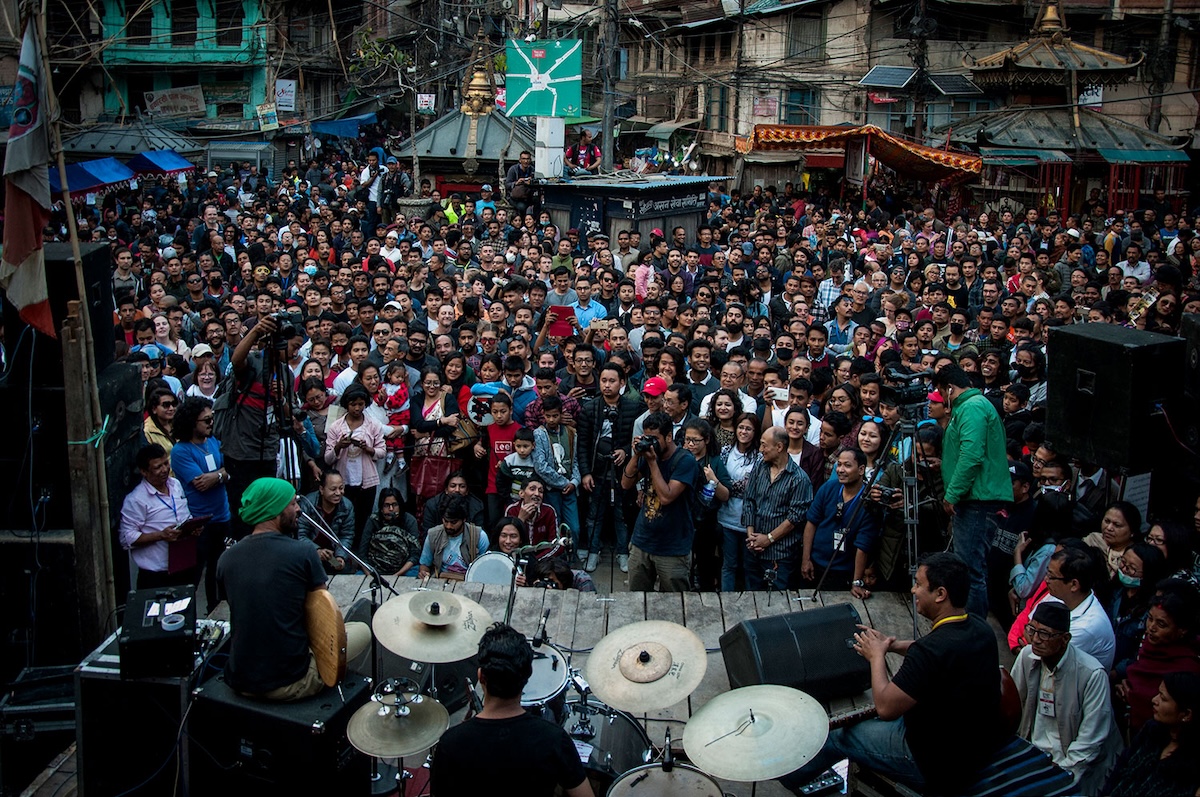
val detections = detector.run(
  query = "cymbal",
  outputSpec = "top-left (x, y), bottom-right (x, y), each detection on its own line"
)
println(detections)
top-left (372, 591), bottom-right (493, 663)
top-left (585, 620), bottom-right (706, 712)
top-left (347, 692), bottom-right (449, 759)
top-left (683, 685), bottom-right (828, 782)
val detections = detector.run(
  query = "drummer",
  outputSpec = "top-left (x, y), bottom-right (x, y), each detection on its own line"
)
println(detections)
top-left (218, 477), bottom-right (371, 701)
top-left (418, 496), bottom-right (489, 579)
top-left (430, 623), bottom-right (594, 796)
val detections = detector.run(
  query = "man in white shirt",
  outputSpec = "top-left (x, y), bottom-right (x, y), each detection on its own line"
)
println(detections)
top-left (332, 335), bottom-right (372, 397)
top-left (358, 151), bottom-right (383, 234)
top-left (1029, 546), bottom-right (1116, 670)
top-left (119, 444), bottom-right (195, 589)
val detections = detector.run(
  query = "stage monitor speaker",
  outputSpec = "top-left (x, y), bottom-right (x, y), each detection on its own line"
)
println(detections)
top-left (719, 604), bottom-right (871, 703)
top-left (188, 672), bottom-right (370, 795)
top-left (1046, 324), bottom-right (1185, 472)
top-left (1182, 313), bottom-right (1200, 400)
top-left (1, 242), bottom-right (114, 387)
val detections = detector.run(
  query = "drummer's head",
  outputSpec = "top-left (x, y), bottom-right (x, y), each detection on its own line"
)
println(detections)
top-left (477, 623), bottom-right (533, 699)
top-left (441, 497), bottom-right (468, 536)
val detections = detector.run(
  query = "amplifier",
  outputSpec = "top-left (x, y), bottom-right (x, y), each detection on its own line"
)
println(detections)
top-left (720, 604), bottom-right (871, 703)
top-left (188, 672), bottom-right (371, 794)
top-left (118, 586), bottom-right (197, 679)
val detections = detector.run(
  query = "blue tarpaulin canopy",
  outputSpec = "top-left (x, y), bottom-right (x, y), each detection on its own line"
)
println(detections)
top-left (126, 149), bottom-right (196, 176)
top-left (311, 112), bottom-right (377, 140)
top-left (49, 157), bottom-right (135, 197)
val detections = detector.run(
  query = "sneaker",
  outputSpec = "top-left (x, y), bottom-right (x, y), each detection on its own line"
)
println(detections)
top-left (578, 549), bottom-right (589, 564)
top-left (585, 552), bottom-right (600, 572)
top-left (617, 554), bottom-right (629, 573)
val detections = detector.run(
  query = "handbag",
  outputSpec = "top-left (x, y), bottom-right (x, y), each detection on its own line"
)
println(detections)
top-left (410, 455), bottom-right (460, 500)
top-left (448, 415), bottom-right (479, 454)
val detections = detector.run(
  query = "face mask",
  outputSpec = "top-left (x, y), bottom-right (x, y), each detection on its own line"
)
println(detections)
top-left (896, 321), bottom-right (911, 331)
top-left (1016, 363), bottom-right (1036, 378)
top-left (505, 252), bottom-right (517, 264)
top-left (1117, 570), bottom-right (1141, 588)
top-left (304, 265), bottom-right (318, 276)
top-left (209, 277), bottom-right (223, 288)
top-left (334, 345), bottom-right (345, 355)
top-left (775, 347), bottom-right (794, 361)
top-left (950, 323), bottom-right (965, 336)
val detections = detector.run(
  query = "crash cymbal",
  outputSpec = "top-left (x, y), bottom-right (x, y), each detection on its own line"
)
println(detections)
top-left (347, 692), bottom-right (449, 759)
top-left (372, 591), bottom-right (493, 663)
top-left (585, 620), bottom-right (706, 712)
top-left (683, 685), bottom-right (828, 782)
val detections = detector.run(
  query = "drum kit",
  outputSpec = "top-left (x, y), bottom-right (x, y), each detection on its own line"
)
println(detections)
top-left (343, 590), bottom-right (834, 795)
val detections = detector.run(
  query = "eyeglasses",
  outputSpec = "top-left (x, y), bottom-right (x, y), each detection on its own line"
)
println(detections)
top-left (1024, 623), bottom-right (1066, 642)
top-left (862, 415), bottom-right (884, 424)
top-left (682, 437), bottom-right (706, 446)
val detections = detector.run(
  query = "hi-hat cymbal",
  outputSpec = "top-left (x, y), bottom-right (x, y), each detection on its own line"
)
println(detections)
top-left (372, 591), bottom-right (493, 663)
top-left (347, 693), bottom-right (449, 759)
top-left (683, 685), bottom-right (828, 782)
top-left (585, 620), bottom-right (706, 712)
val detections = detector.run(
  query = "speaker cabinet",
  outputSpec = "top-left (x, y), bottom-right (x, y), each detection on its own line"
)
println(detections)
top-left (719, 604), bottom-right (871, 703)
top-left (1182, 313), bottom-right (1200, 400)
top-left (1046, 324), bottom-right (1185, 472)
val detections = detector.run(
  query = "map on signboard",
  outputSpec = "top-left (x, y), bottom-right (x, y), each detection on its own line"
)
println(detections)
top-left (504, 39), bottom-right (582, 118)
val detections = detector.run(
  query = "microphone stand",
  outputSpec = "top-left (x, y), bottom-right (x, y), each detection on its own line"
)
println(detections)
top-left (297, 495), bottom-right (398, 794)
top-left (504, 556), bottom-right (528, 626)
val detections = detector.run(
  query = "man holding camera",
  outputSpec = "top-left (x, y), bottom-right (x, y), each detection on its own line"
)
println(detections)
top-left (620, 411), bottom-right (701, 592)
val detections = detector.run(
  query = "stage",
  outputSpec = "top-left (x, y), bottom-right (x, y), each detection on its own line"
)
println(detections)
top-left (31, 577), bottom-right (1013, 797)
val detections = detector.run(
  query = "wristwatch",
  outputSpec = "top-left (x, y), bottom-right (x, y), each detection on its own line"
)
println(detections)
top-left (852, 579), bottom-right (866, 588)
top-left (766, 532), bottom-right (775, 544)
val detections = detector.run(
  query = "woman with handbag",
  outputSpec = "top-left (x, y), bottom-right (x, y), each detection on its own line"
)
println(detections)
top-left (408, 367), bottom-right (465, 520)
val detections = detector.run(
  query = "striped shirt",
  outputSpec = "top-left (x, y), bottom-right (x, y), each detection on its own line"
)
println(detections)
top-left (741, 457), bottom-right (814, 561)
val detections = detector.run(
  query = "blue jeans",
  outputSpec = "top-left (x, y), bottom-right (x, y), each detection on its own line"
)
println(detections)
top-left (952, 500), bottom-right (1004, 618)
top-left (744, 550), bottom-right (796, 591)
top-left (721, 526), bottom-right (746, 591)
top-left (779, 717), bottom-right (926, 792)
top-left (584, 476), bottom-right (628, 555)
top-left (546, 488), bottom-right (579, 550)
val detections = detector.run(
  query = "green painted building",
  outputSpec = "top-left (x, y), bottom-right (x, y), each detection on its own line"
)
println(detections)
top-left (100, 0), bottom-right (268, 122)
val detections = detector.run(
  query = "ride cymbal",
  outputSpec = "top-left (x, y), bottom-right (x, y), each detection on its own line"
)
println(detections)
top-left (683, 685), bottom-right (828, 781)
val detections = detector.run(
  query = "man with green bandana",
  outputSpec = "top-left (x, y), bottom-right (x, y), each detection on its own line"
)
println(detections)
top-left (217, 477), bottom-right (369, 700)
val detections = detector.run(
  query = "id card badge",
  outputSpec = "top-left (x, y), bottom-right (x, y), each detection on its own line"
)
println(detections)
top-left (832, 531), bottom-right (846, 552)
top-left (204, 453), bottom-right (218, 472)
top-left (1038, 688), bottom-right (1056, 718)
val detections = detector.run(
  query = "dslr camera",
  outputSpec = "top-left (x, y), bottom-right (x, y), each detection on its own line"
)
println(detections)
top-left (635, 435), bottom-right (661, 455)
top-left (266, 311), bottom-right (300, 350)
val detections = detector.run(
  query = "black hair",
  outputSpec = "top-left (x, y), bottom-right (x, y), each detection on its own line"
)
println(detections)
top-left (513, 427), bottom-right (536, 444)
top-left (1051, 546), bottom-right (1100, 593)
top-left (919, 551), bottom-right (971, 608)
top-left (136, 443), bottom-right (167, 471)
top-left (642, 410), bottom-right (674, 436)
top-left (340, 384), bottom-right (371, 408)
top-left (541, 394), bottom-right (563, 413)
top-left (172, 396), bottom-right (213, 442)
top-left (821, 409), bottom-right (852, 437)
top-left (476, 623), bottom-right (533, 699)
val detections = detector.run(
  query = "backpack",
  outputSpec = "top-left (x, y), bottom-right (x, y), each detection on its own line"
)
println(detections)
top-left (368, 524), bottom-right (420, 574)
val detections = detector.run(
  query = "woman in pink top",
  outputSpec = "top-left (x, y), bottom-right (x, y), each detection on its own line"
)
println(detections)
top-left (324, 383), bottom-right (387, 552)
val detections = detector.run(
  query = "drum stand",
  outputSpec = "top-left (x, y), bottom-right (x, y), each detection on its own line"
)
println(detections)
top-left (297, 498), bottom-right (400, 793)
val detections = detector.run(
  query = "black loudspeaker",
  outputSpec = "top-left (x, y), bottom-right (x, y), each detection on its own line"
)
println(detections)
top-left (188, 672), bottom-right (370, 795)
top-left (719, 604), bottom-right (871, 703)
top-left (1046, 325), bottom-right (1185, 472)
top-left (344, 597), bottom-right (475, 713)
top-left (1, 242), bottom-right (114, 386)
top-left (1182, 314), bottom-right (1200, 400)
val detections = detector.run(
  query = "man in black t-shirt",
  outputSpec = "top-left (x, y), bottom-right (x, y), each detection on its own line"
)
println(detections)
top-left (431, 624), bottom-right (592, 797)
top-left (780, 552), bottom-right (1002, 795)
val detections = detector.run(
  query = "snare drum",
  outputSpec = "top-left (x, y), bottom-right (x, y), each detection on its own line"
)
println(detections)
top-left (521, 642), bottom-right (570, 723)
top-left (465, 551), bottom-right (515, 584)
top-left (606, 762), bottom-right (723, 796)
top-left (560, 697), bottom-right (652, 791)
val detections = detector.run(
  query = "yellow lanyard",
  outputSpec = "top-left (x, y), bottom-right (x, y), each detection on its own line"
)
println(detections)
top-left (931, 613), bottom-right (968, 632)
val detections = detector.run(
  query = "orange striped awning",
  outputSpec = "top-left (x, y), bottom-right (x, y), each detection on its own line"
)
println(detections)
top-left (737, 124), bottom-right (982, 181)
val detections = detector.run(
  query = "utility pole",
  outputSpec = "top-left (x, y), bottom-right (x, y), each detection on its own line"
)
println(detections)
top-left (911, 0), bottom-right (930, 140)
top-left (600, 0), bottom-right (617, 170)
top-left (1147, 0), bottom-right (1175, 132)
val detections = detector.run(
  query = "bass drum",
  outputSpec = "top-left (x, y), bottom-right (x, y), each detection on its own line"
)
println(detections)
top-left (606, 762), bottom-right (723, 796)
top-left (560, 697), bottom-right (653, 793)
top-left (465, 551), bottom-right (515, 584)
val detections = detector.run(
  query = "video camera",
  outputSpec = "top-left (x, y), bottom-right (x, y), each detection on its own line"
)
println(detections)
top-left (881, 367), bottom-right (929, 410)
top-left (266, 311), bottom-right (301, 350)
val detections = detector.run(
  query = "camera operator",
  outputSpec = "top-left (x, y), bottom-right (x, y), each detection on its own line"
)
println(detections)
top-left (220, 312), bottom-right (303, 538)
top-left (620, 411), bottom-right (700, 592)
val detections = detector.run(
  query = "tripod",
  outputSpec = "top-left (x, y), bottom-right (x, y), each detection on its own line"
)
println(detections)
top-left (261, 333), bottom-right (303, 488)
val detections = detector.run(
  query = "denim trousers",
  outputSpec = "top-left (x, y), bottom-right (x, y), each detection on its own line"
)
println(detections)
top-left (583, 476), bottom-right (628, 554)
top-left (545, 488), bottom-right (579, 551)
top-left (744, 548), bottom-right (796, 591)
top-left (952, 500), bottom-right (1004, 618)
top-left (779, 717), bottom-right (926, 792)
top-left (721, 526), bottom-right (746, 591)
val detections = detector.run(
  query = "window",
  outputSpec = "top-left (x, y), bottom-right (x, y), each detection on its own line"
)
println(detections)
top-left (642, 41), bottom-right (651, 71)
top-left (213, 0), bottom-right (244, 47)
top-left (788, 13), bottom-right (825, 61)
top-left (706, 86), bottom-right (728, 133)
top-left (719, 31), bottom-right (733, 61)
top-left (704, 33), bottom-right (716, 64)
top-left (172, 0), bottom-right (198, 47)
top-left (125, 0), bottom-right (152, 45)
top-left (782, 87), bottom-right (819, 125)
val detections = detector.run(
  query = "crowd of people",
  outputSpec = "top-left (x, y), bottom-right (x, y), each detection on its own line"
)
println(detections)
top-left (64, 147), bottom-right (1200, 794)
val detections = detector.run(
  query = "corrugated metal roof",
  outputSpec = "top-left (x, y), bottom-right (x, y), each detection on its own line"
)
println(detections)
top-left (942, 107), bottom-right (1188, 152)
top-left (558, 174), bottom-right (729, 190)
top-left (409, 111), bottom-right (535, 161)
top-left (1097, 149), bottom-right (1189, 164)
top-left (62, 120), bottom-right (204, 156)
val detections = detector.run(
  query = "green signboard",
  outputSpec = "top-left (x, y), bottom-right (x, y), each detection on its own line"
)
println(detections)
top-left (504, 39), bottom-right (582, 118)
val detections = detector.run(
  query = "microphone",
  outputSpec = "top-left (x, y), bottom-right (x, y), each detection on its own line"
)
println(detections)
top-left (532, 607), bottom-right (551, 649)
top-left (663, 726), bottom-right (674, 773)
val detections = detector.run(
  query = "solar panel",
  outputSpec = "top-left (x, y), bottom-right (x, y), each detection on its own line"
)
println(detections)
top-left (929, 74), bottom-right (983, 96)
top-left (859, 65), bottom-right (917, 89)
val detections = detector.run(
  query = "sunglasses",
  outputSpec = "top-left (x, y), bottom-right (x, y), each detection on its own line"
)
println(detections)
top-left (862, 415), bottom-right (885, 424)
top-left (159, 400), bottom-right (178, 408)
